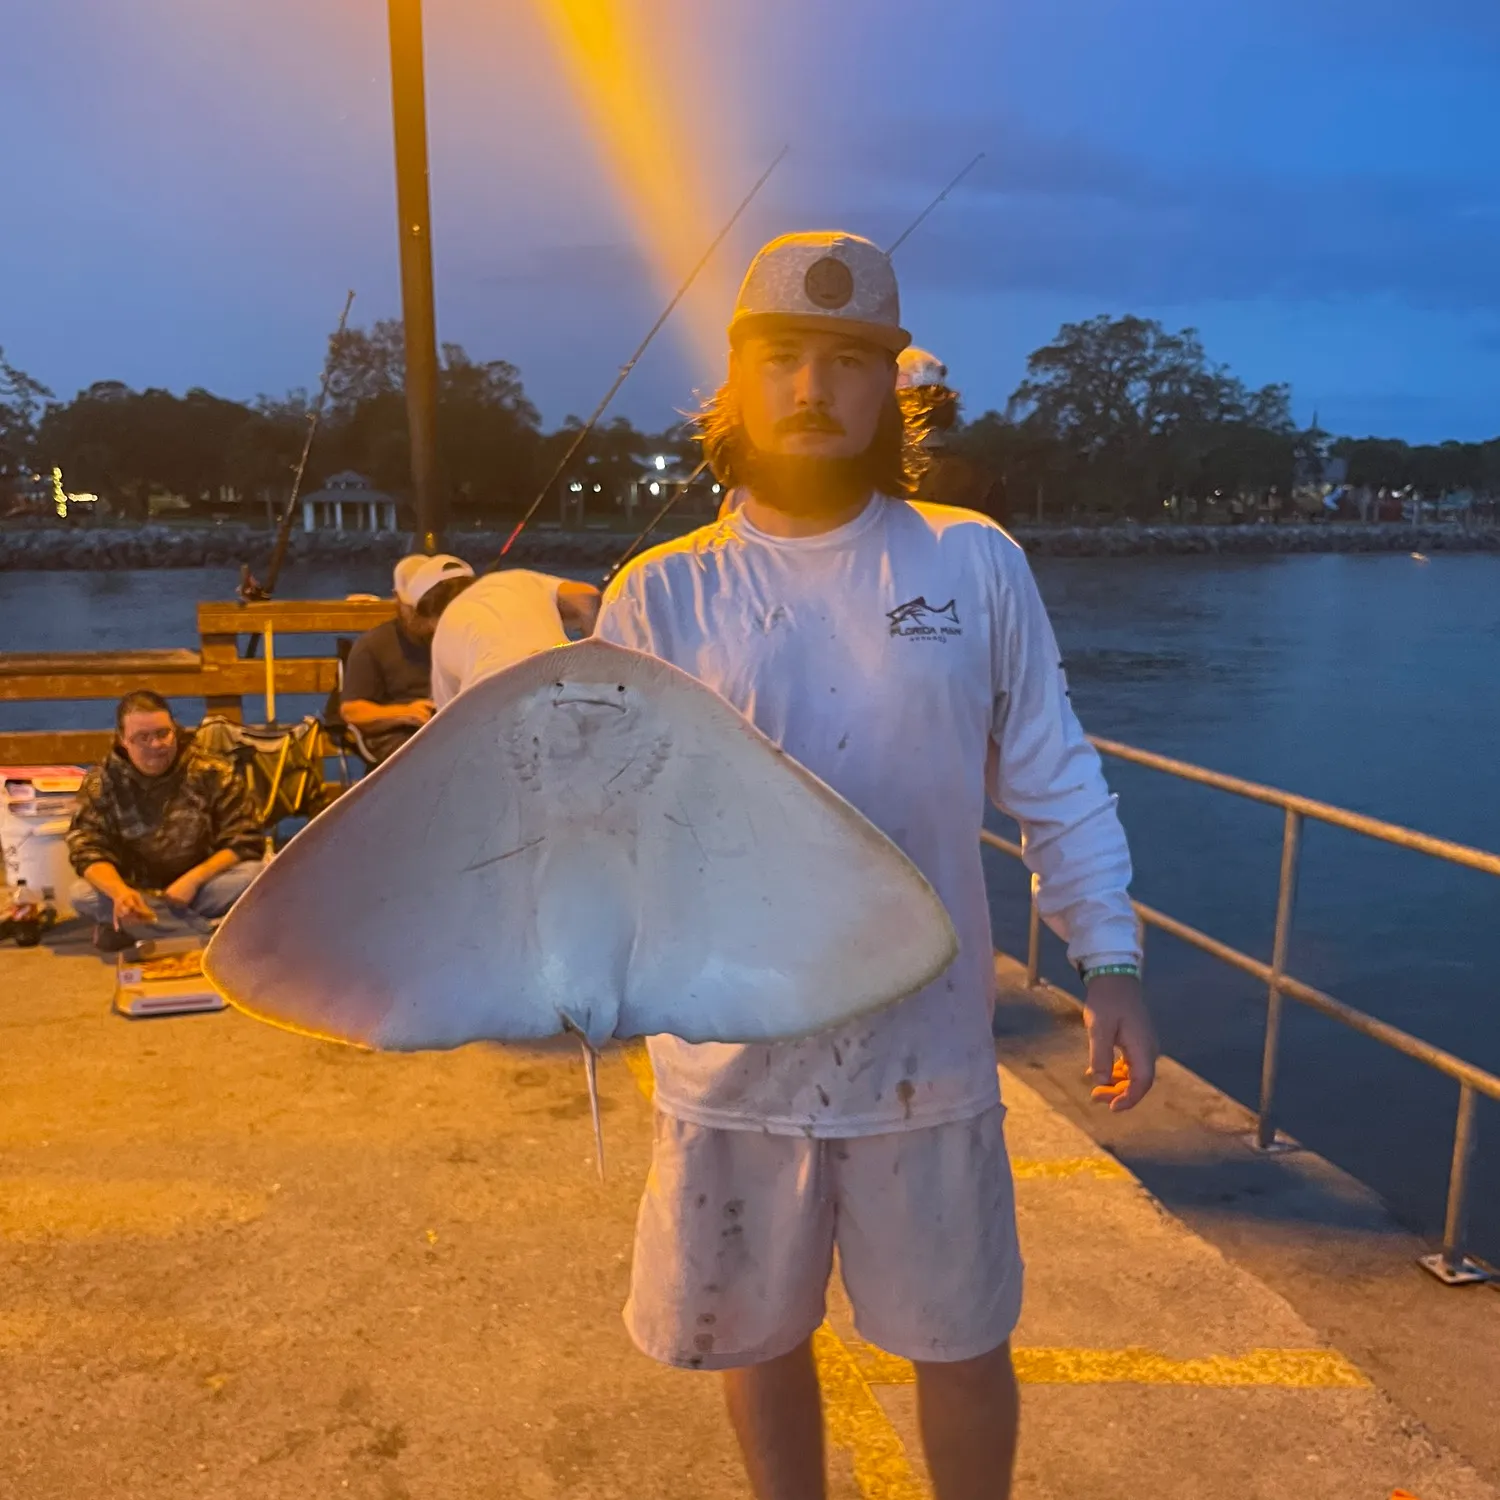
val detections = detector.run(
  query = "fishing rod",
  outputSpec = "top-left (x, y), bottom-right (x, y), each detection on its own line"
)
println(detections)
top-left (605, 457), bottom-right (712, 584)
top-left (886, 149), bottom-right (984, 255)
top-left (494, 144), bottom-right (789, 563)
top-left (238, 288), bottom-right (357, 610)
top-left (600, 152), bottom-right (989, 585)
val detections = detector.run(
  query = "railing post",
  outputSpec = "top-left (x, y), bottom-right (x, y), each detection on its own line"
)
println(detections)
top-left (1441, 1084), bottom-right (1478, 1270)
top-left (264, 624), bottom-right (277, 726)
top-left (1025, 873), bottom-right (1041, 988)
top-left (1420, 1084), bottom-right (1493, 1284)
top-left (1255, 808), bottom-right (1301, 1151)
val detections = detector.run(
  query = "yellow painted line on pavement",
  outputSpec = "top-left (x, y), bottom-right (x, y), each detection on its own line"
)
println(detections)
top-left (0, 1177), bottom-right (267, 1241)
top-left (1011, 1155), bottom-right (1130, 1180)
top-left (813, 1324), bottom-right (927, 1500)
top-left (852, 1341), bottom-right (1370, 1389)
top-left (621, 1042), bottom-right (927, 1498)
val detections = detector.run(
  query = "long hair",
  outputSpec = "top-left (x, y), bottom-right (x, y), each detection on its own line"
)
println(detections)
top-left (696, 377), bottom-right (927, 498)
top-left (898, 384), bottom-right (959, 436)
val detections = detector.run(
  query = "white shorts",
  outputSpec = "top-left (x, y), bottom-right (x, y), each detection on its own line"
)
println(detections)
top-left (624, 1105), bottom-right (1024, 1370)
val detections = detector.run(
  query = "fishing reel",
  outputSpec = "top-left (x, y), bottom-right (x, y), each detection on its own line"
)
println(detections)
top-left (237, 563), bottom-right (271, 605)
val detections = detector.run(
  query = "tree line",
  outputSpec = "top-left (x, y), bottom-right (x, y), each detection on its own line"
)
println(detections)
top-left (955, 315), bottom-right (1500, 521)
top-left (0, 320), bottom-right (697, 525)
top-left (3, 315), bottom-right (1496, 524)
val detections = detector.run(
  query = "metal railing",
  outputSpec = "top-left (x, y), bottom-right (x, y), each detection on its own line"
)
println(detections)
top-left (982, 735), bottom-right (1500, 1286)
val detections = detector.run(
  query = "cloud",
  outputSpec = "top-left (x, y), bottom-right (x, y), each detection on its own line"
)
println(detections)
top-left (870, 143), bottom-right (1500, 314)
top-left (482, 243), bottom-right (652, 294)
top-left (827, 112), bottom-right (1176, 221)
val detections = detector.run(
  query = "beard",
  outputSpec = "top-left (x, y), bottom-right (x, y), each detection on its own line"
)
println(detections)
top-left (699, 379), bottom-right (919, 505)
top-left (737, 445), bottom-right (886, 516)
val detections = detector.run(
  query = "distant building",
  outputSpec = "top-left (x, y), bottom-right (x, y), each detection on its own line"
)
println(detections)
top-left (301, 471), bottom-right (399, 533)
top-left (629, 452), bottom-right (720, 522)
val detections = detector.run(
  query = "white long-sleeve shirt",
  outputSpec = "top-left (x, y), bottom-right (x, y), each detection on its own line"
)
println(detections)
top-left (595, 496), bottom-right (1138, 1137)
top-left (430, 570), bottom-right (567, 710)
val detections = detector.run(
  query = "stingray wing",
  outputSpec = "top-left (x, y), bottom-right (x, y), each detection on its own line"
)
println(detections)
top-left (205, 639), bottom-right (956, 1051)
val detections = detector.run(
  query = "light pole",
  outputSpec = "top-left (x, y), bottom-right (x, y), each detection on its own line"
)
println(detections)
top-left (387, 0), bottom-right (444, 551)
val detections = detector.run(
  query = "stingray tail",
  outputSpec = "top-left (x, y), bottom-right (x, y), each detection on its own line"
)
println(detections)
top-left (560, 1012), bottom-right (606, 1182)
top-left (583, 1041), bottom-right (605, 1183)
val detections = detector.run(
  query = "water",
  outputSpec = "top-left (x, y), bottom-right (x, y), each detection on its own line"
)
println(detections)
top-left (4, 554), bottom-right (1499, 1259)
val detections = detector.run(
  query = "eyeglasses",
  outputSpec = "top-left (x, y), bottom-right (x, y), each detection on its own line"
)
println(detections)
top-left (124, 727), bottom-right (176, 748)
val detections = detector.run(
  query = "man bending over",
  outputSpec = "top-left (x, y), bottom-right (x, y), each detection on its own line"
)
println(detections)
top-left (430, 568), bottom-right (600, 709)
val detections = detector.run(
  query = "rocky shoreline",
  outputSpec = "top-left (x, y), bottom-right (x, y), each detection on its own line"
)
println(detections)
top-left (2, 519), bottom-right (1497, 572)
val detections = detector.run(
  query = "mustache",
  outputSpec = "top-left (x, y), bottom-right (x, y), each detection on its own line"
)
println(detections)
top-left (774, 410), bottom-right (845, 437)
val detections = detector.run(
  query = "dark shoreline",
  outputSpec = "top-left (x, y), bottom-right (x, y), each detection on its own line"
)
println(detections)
top-left (2, 519), bottom-right (1497, 571)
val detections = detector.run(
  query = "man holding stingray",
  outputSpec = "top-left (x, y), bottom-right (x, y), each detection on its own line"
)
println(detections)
top-left (596, 231), bottom-right (1156, 1500)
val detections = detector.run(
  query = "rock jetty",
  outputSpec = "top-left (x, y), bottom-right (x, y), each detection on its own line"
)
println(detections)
top-left (2, 520), bottom-right (1496, 572)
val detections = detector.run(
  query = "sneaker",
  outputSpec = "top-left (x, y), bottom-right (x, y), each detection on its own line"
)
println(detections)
top-left (92, 923), bottom-right (136, 955)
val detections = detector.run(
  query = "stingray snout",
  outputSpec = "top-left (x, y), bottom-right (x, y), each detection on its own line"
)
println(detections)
top-left (552, 680), bottom-right (630, 712)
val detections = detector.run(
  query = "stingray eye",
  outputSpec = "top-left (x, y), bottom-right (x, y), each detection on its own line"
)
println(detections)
top-left (616, 685), bottom-right (625, 692)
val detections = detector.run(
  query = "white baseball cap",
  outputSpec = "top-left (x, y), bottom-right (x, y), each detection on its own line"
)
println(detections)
top-left (896, 346), bottom-right (950, 390)
top-left (402, 554), bottom-right (474, 608)
top-left (393, 554), bottom-right (430, 606)
top-left (729, 231), bottom-right (911, 354)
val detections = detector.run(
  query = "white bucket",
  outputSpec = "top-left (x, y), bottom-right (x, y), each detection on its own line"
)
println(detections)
top-left (1, 805), bottom-right (78, 917)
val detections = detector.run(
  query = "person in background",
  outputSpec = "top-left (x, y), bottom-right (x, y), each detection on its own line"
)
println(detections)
top-left (341, 553), bottom-right (474, 761)
top-left (897, 345), bottom-right (1010, 526)
top-left (67, 691), bottom-right (266, 951)
top-left (429, 569), bottom-right (601, 710)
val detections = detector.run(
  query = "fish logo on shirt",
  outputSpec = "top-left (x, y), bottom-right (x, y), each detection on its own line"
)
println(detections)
top-left (887, 597), bottom-right (962, 639)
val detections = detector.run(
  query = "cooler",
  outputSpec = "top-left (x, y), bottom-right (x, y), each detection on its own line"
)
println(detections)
top-left (1, 766), bottom-right (86, 918)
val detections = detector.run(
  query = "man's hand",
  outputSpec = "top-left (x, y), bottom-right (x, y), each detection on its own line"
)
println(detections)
top-left (162, 873), bottom-right (202, 907)
top-left (342, 699), bottom-right (435, 732)
top-left (1083, 973), bottom-right (1158, 1111)
top-left (112, 887), bottom-right (158, 929)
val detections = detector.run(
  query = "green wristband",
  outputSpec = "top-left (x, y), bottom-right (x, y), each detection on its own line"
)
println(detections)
top-left (1080, 963), bottom-right (1141, 984)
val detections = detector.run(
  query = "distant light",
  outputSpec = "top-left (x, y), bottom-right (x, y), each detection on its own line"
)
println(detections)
top-left (569, 481), bottom-right (584, 493)
top-left (593, 483), bottom-right (602, 493)
top-left (711, 484), bottom-right (721, 494)
top-left (653, 455), bottom-right (667, 471)
top-left (648, 482), bottom-right (661, 496)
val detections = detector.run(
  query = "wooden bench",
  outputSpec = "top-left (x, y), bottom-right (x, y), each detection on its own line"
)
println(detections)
top-left (0, 598), bottom-right (398, 767)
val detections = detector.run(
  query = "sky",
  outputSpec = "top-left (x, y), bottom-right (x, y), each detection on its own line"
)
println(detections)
top-left (4, 0), bottom-right (1500, 444)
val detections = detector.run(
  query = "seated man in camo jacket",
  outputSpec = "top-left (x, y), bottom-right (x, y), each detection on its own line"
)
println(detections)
top-left (67, 691), bottom-right (266, 950)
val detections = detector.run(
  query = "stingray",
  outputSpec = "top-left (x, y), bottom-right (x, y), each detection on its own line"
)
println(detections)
top-left (205, 639), bottom-right (957, 1174)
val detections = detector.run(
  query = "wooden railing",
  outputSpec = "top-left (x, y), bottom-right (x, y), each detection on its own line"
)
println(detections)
top-left (0, 598), bottom-right (397, 766)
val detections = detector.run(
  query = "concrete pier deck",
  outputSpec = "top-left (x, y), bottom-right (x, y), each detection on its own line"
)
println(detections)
top-left (2, 935), bottom-right (1496, 1499)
